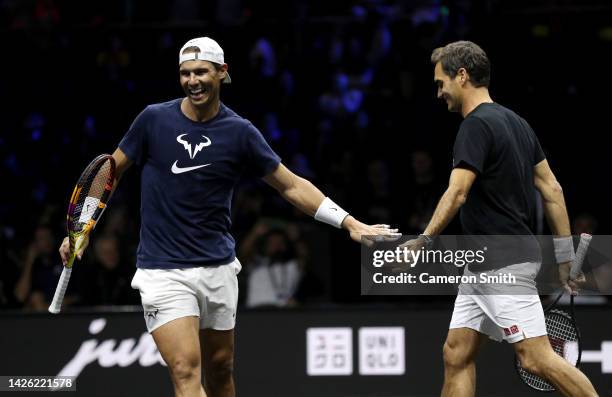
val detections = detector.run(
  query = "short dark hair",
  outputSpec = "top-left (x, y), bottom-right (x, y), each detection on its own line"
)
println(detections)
top-left (431, 41), bottom-right (490, 88)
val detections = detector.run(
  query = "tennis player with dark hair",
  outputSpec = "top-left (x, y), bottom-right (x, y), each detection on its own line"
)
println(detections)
top-left (403, 41), bottom-right (597, 396)
top-left (59, 36), bottom-right (398, 397)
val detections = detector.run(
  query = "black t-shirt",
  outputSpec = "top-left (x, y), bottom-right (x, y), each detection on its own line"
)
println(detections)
top-left (453, 102), bottom-right (545, 267)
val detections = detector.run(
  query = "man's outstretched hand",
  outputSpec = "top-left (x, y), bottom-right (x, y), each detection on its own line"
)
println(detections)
top-left (387, 235), bottom-right (431, 272)
top-left (342, 216), bottom-right (401, 246)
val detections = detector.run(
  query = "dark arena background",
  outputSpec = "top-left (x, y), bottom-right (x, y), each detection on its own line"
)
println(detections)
top-left (1, 0), bottom-right (611, 396)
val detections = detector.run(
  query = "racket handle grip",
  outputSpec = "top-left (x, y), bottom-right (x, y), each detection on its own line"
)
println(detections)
top-left (48, 267), bottom-right (72, 314)
top-left (570, 233), bottom-right (592, 279)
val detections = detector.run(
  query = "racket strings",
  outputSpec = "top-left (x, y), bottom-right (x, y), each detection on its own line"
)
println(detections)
top-left (548, 312), bottom-right (580, 365)
top-left (517, 309), bottom-right (579, 391)
top-left (549, 336), bottom-right (565, 356)
top-left (68, 159), bottom-right (113, 233)
top-left (518, 366), bottom-right (552, 391)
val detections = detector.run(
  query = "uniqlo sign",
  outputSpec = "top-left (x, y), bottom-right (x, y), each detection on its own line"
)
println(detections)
top-left (359, 327), bottom-right (405, 375)
top-left (306, 328), bottom-right (353, 376)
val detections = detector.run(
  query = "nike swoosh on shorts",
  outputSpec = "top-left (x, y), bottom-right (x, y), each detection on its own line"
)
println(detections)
top-left (171, 161), bottom-right (211, 174)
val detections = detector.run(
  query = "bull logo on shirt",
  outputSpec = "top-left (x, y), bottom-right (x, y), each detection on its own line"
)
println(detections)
top-left (176, 133), bottom-right (212, 159)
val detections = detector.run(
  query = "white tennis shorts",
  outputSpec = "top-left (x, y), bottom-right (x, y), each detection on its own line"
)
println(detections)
top-left (131, 258), bottom-right (242, 333)
top-left (449, 262), bottom-right (547, 344)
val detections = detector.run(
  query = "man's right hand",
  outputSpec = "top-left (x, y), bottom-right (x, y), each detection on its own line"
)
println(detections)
top-left (58, 236), bottom-right (89, 266)
top-left (341, 216), bottom-right (401, 246)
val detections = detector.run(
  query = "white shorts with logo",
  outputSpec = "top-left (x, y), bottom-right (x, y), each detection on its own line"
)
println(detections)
top-left (449, 262), bottom-right (547, 344)
top-left (131, 258), bottom-right (242, 333)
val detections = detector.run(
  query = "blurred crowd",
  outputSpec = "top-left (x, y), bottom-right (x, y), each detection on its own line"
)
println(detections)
top-left (1, 0), bottom-right (610, 310)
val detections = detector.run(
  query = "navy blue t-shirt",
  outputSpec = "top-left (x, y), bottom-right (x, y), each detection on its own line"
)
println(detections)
top-left (119, 99), bottom-right (281, 269)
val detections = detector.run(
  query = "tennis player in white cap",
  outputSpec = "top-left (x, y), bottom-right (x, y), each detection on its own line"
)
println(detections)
top-left (60, 36), bottom-right (399, 397)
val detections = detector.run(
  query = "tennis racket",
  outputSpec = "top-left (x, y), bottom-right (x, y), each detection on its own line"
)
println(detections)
top-left (515, 233), bottom-right (592, 391)
top-left (48, 154), bottom-right (116, 314)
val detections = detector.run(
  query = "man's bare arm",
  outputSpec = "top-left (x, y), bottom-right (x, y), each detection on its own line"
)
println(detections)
top-left (534, 159), bottom-right (582, 290)
top-left (263, 163), bottom-right (399, 244)
top-left (423, 167), bottom-right (477, 237)
top-left (262, 163), bottom-right (325, 217)
top-left (533, 159), bottom-right (571, 237)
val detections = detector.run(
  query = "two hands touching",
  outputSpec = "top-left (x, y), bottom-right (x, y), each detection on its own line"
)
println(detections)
top-left (341, 216), bottom-right (401, 245)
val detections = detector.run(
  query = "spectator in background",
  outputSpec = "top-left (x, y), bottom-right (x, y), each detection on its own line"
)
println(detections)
top-left (249, 37), bottom-right (277, 79)
top-left (247, 37), bottom-right (280, 113)
top-left (99, 204), bottom-right (139, 256)
top-left (319, 71), bottom-right (365, 118)
top-left (406, 149), bottom-right (443, 233)
top-left (231, 183), bottom-right (265, 240)
top-left (239, 221), bottom-right (305, 308)
top-left (78, 234), bottom-right (139, 306)
top-left (14, 224), bottom-right (65, 310)
top-left (0, 226), bottom-right (20, 308)
top-left (367, 20), bottom-right (392, 64)
top-left (359, 159), bottom-right (395, 225)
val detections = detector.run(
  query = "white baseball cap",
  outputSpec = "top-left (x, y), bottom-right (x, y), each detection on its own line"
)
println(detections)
top-left (179, 37), bottom-right (231, 84)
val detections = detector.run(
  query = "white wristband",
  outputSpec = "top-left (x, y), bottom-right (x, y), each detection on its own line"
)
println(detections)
top-left (553, 236), bottom-right (575, 264)
top-left (314, 197), bottom-right (349, 229)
